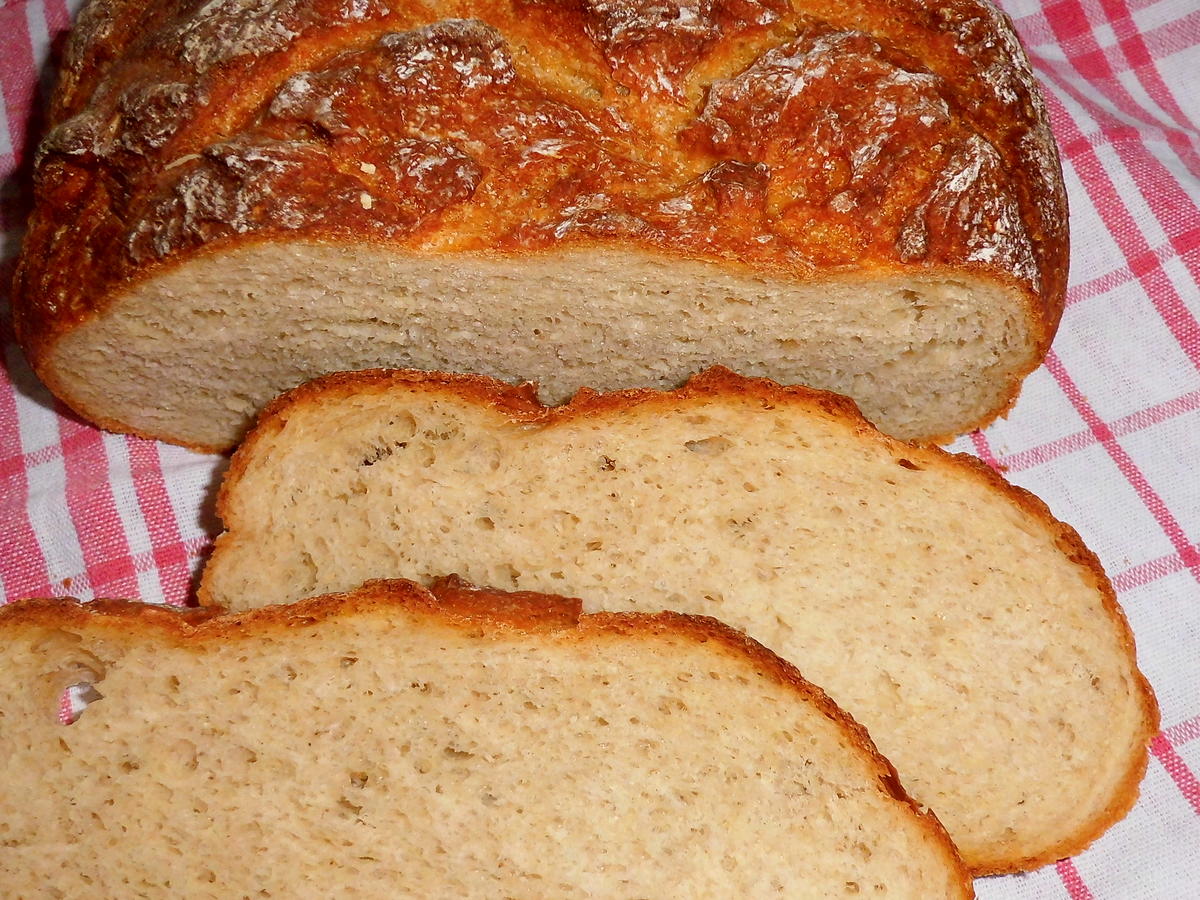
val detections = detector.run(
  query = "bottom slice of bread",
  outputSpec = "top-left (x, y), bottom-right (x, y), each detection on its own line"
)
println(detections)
top-left (0, 579), bottom-right (971, 898)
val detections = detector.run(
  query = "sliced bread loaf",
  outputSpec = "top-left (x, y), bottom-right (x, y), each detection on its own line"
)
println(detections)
top-left (0, 578), bottom-right (971, 898)
top-left (201, 367), bottom-right (1158, 874)
top-left (14, 0), bottom-right (1065, 448)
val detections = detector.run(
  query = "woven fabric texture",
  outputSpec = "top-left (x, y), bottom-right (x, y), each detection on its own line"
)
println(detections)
top-left (1, 0), bottom-right (1197, 895)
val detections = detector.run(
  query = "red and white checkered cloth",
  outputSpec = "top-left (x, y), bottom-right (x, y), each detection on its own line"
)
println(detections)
top-left (1, 0), bottom-right (1196, 895)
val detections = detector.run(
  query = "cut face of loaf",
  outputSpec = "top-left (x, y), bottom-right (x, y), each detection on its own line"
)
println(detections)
top-left (202, 367), bottom-right (1158, 875)
top-left (0, 580), bottom-right (972, 898)
top-left (35, 249), bottom-right (1031, 449)
top-left (14, 0), bottom-right (1067, 448)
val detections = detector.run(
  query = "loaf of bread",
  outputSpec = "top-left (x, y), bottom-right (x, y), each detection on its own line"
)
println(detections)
top-left (0, 578), bottom-right (973, 897)
top-left (13, 0), bottom-right (1066, 449)
top-left (200, 367), bottom-right (1157, 874)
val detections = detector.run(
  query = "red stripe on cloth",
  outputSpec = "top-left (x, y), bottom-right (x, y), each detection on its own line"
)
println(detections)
top-left (1140, 9), bottom-right (1200, 61)
top-left (1165, 715), bottom-right (1200, 748)
top-left (1151, 733), bottom-right (1200, 816)
top-left (1035, 20), bottom-right (1200, 287)
top-left (0, 342), bottom-right (53, 600)
top-left (57, 687), bottom-right (73, 726)
top-left (1044, 87), bottom-right (1200, 373)
top-left (0, 440), bottom-right (58, 480)
top-left (1100, 0), bottom-right (1200, 135)
top-left (1112, 547), bottom-right (1199, 593)
top-left (1042, 0), bottom-right (1200, 180)
top-left (126, 437), bottom-right (194, 606)
top-left (43, 0), bottom-right (71, 32)
top-left (1065, 227), bottom-right (1200, 309)
top-left (1056, 858), bottom-right (1095, 900)
top-left (1000, 389), bottom-right (1200, 474)
top-left (967, 431), bottom-right (1003, 470)
top-left (58, 413), bottom-right (140, 598)
top-left (1002, 429), bottom-right (1096, 474)
top-left (0, 1), bottom-right (35, 176)
top-left (1044, 352), bottom-right (1200, 580)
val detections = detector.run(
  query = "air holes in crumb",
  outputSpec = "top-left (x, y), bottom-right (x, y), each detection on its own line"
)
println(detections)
top-left (341, 656), bottom-right (358, 668)
top-left (684, 436), bottom-right (733, 456)
top-left (384, 412), bottom-right (418, 436)
top-left (599, 455), bottom-right (617, 471)
top-left (896, 458), bottom-right (921, 470)
top-left (360, 440), bottom-right (407, 467)
top-left (476, 516), bottom-right (495, 530)
top-left (349, 772), bottom-right (369, 788)
top-left (443, 746), bottom-right (474, 759)
top-left (900, 288), bottom-right (929, 317)
top-left (497, 563), bottom-right (521, 587)
top-left (174, 739), bottom-right (199, 770)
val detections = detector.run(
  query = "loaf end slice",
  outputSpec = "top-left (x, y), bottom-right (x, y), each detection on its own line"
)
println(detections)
top-left (0, 578), bottom-right (971, 898)
top-left (200, 366), bottom-right (1159, 874)
top-left (14, 0), bottom-right (1065, 448)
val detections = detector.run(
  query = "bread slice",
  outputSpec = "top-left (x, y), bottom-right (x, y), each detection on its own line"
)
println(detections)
top-left (201, 367), bottom-right (1158, 874)
top-left (0, 578), bottom-right (971, 898)
top-left (14, 0), bottom-right (1066, 448)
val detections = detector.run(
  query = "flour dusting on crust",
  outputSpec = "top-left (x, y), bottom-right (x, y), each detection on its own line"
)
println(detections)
top-left (524, 0), bottom-right (788, 99)
top-left (176, 0), bottom-right (305, 71)
top-left (690, 20), bottom-right (1036, 274)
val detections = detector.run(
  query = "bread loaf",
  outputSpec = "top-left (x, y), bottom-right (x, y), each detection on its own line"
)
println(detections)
top-left (0, 578), bottom-right (972, 898)
top-left (201, 367), bottom-right (1157, 874)
top-left (14, 0), bottom-right (1065, 449)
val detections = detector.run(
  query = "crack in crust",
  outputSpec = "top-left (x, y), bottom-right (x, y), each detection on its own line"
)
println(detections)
top-left (519, 0), bottom-right (789, 100)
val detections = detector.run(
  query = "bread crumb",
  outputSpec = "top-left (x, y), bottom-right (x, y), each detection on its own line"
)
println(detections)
top-left (359, 192), bottom-right (374, 210)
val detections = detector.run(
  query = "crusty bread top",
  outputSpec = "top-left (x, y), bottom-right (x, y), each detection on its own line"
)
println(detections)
top-left (0, 578), bottom-right (972, 897)
top-left (202, 366), bottom-right (1159, 875)
top-left (15, 0), bottom-right (1065, 370)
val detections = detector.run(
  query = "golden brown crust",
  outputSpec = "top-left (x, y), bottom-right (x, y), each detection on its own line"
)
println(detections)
top-left (14, 0), bottom-right (1066, 432)
top-left (425, 573), bottom-right (584, 629)
top-left (211, 364), bottom-right (1158, 874)
top-left (0, 578), bottom-right (972, 895)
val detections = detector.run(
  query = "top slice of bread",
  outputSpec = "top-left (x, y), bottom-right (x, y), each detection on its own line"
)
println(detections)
top-left (201, 367), bottom-right (1159, 874)
top-left (0, 578), bottom-right (971, 898)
